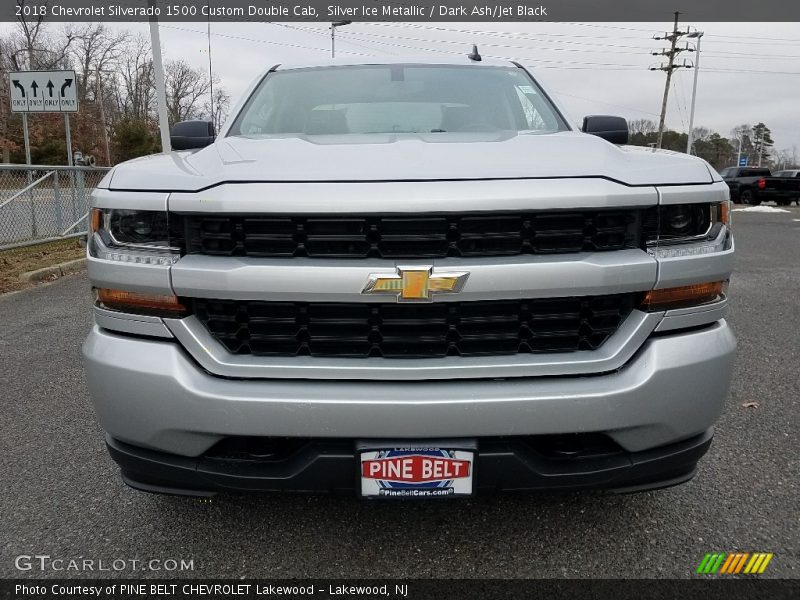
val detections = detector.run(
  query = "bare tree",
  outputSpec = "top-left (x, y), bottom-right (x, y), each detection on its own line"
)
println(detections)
top-left (730, 124), bottom-right (752, 147)
top-left (628, 119), bottom-right (657, 136)
top-left (204, 87), bottom-right (231, 132)
top-left (112, 34), bottom-right (155, 122)
top-left (69, 24), bottom-right (128, 104)
top-left (690, 126), bottom-right (712, 143)
top-left (13, 0), bottom-right (75, 70)
top-left (165, 59), bottom-right (213, 126)
top-left (773, 148), bottom-right (791, 170)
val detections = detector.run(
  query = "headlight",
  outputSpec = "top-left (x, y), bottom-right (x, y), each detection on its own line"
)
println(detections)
top-left (104, 210), bottom-right (170, 246)
top-left (645, 202), bottom-right (730, 257)
top-left (90, 209), bottom-right (183, 266)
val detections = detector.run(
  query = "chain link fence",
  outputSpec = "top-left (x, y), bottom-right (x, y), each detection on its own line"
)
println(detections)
top-left (0, 165), bottom-right (111, 250)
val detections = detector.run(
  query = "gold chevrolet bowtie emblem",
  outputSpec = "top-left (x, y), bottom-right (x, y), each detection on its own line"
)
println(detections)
top-left (362, 267), bottom-right (469, 302)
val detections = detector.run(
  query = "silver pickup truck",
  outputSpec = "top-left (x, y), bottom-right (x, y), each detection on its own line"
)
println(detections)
top-left (83, 58), bottom-right (736, 498)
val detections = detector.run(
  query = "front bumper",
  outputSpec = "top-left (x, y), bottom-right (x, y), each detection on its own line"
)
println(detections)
top-left (107, 428), bottom-right (715, 496)
top-left (84, 320), bottom-right (736, 460)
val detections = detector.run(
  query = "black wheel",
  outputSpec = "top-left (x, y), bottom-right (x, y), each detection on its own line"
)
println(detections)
top-left (740, 189), bottom-right (760, 206)
top-left (777, 199), bottom-right (791, 207)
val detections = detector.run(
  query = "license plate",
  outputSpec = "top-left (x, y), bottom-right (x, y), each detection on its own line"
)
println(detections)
top-left (358, 442), bottom-right (475, 499)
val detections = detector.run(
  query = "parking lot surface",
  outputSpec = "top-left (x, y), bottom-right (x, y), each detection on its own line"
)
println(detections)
top-left (1, 207), bottom-right (798, 579)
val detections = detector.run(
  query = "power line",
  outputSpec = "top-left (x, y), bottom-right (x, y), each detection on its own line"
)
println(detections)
top-left (272, 23), bottom-right (396, 56)
top-left (557, 22), bottom-right (658, 34)
top-left (355, 22), bottom-right (800, 63)
top-left (553, 91), bottom-right (660, 117)
top-left (352, 22), bottom-right (655, 51)
top-left (339, 28), bottom-right (654, 56)
top-left (160, 23), bottom-right (645, 71)
top-left (356, 21), bottom-right (654, 42)
top-left (335, 32), bottom-right (645, 69)
top-left (704, 33), bottom-right (800, 43)
top-left (159, 24), bottom-right (373, 57)
top-left (702, 51), bottom-right (800, 60)
top-left (702, 67), bottom-right (800, 75)
top-left (700, 37), bottom-right (800, 47)
top-left (672, 78), bottom-right (687, 131)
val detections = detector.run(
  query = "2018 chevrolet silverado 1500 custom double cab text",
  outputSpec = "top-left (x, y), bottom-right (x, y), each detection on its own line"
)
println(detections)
top-left (83, 59), bottom-right (736, 498)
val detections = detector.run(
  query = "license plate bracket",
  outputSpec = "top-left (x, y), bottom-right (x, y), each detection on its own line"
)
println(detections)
top-left (357, 440), bottom-right (476, 499)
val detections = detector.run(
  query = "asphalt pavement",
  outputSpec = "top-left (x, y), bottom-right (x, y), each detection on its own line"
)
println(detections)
top-left (1, 206), bottom-right (798, 579)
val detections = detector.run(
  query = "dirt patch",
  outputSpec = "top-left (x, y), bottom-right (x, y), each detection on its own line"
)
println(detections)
top-left (0, 238), bottom-right (85, 293)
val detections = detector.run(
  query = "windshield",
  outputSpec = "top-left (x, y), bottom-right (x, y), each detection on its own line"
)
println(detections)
top-left (740, 169), bottom-right (771, 177)
top-left (229, 64), bottom-right (568, 137)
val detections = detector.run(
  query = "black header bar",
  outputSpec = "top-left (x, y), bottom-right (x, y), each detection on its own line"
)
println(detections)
top-left (2, 579), bottom-right (799, 600)
top-left (3, 0), bottom-right (800, 23)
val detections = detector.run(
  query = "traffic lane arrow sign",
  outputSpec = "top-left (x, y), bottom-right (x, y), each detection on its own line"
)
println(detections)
top-left (10, 78), bottom-right (27, 111)
top-left (59, 78), bottom-right (77, 111)
top-left (27, 79), bottom-right (44, 111)
top-left (44, 80), bottom-right (59, 109)
top-left (12, 80), bottom-right (25, 97)
top-left (9, 70), bottom-right (78, 113)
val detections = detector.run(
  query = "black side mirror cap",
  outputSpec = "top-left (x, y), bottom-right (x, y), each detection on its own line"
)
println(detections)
top-left (581, 115), bottom-right (629, 145)
top-left (170, 120), bottom-right (216, 150)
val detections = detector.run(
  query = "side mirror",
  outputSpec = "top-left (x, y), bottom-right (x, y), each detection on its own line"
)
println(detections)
top-left (170, 120), bottom-right (216, 150)
top-left (581, 115), bottom-right (628, 145)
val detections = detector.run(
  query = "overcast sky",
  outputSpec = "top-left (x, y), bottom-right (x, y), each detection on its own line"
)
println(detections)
top-left (8, 19), bottom-right (800, 159)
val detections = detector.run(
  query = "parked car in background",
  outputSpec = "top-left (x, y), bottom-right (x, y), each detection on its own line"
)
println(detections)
top-left (719, 166), bottom-right (800, 206)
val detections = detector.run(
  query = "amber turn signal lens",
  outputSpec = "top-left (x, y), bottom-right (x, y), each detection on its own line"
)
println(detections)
top-left (90, 208), bottom-right (103, 233)
top-left (97, 288), bottom-right (187, 316)
top-left (642, 281), bottom-right (724, 310)
top-left (720, 201), bottom-right (729, 226)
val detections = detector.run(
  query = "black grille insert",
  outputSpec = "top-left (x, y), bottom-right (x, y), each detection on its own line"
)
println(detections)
top-left (194, 294), bottom-right (638, 359)
top-left (183, 210), bottom-right (642, 259)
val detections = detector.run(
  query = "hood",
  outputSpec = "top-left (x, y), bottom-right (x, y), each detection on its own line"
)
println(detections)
top-left (107, 131), bottom-right (714, 192)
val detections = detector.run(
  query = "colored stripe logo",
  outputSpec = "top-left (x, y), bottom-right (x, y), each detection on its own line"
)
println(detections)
top-left (696, 552), bottom-right (773, 574)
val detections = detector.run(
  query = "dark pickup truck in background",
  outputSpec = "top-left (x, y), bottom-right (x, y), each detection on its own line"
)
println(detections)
top-left (719, 167), bottom-right (800, 206)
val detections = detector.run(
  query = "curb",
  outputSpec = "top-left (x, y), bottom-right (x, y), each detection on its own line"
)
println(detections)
top-left (19, 258), bottom-right (87, 283)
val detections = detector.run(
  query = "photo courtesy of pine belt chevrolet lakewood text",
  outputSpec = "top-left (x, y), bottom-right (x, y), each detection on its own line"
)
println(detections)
top-left (82, 57), bottom-right (736, 498)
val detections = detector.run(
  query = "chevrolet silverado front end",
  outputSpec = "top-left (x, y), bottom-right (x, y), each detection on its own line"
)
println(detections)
top-left (83, 59), bottom-right (736, 497)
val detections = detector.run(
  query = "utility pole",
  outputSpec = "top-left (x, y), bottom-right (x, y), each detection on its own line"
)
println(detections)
top-left (737, 135), bottom-right (743, 166)
top-left (96, 68), bottom-right (111, 165)
top-left (685, 31), bottom-right (704, 155)
top-left (149, 0), bottom-right (171, 153)
top-left (757, 136), bottom-right (764, 167)
top-left (207, 2), bottom-right (214, 130)
top-left (330, 20), bottom-right (352, 58)
top-left (651, 12), bottom-right (691, 149)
